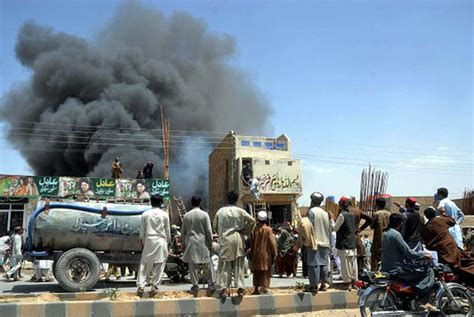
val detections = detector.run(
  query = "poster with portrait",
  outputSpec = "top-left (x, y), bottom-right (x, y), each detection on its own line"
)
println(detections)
top-left (0, 175), bottom-right (41, 197)
top-left (90, 178), bottom-right (116, 198)
top-left (33, 176), bottom-right (59, 196)
top-left (146, 179), bottom-right (170, 201)
top-left (72, 177), bottom-right (95, 197)
top-left (115, 179), bottom-right (152, 200)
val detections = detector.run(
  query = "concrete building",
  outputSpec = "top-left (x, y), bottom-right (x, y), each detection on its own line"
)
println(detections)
top-left (209, 131), bottom-right (302, 225)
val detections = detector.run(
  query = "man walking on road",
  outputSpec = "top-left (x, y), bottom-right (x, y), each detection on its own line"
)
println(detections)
top-left (137, 195), bottom-right (170, 298)
top-left (213, 191), bottom-right (255, 297)
top-left (370, 198), bottom-right (391, 271)
top-left (181, 196), bottom-right (215, 291)
top-left (306, 192), bottom-right (332, 293)
top-left (5, 226), bottom-right (23, 281)
top-left (250, 210), bottom-right (277, 295)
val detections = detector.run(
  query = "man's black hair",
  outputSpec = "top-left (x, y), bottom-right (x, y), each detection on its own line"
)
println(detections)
top-left (150, 194), bottom-right (163, 207)
top-left (191, 196), bottom-right (202, 207)
top-left (437, 187), bottom-right (449, 198)
top-left (375, 197), bottom-right (386, 209)
top-left (424, 207), bottom-right (437, 220)
top-left (14, 226), bottom-right (23, 234)
top-left (227, 191), bottom-right (239, 205)
top-left (388, 213), bottom-right (404, 229)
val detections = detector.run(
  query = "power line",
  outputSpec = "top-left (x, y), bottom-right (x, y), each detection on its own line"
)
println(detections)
top-left (0, 137), bottom-right (471, 169)
top-left (4, 120), bottom-right (473, 154)
top-left (3, 129), bottom-right (473, 162)
top-left (1, 144), bottom-right (472, 176)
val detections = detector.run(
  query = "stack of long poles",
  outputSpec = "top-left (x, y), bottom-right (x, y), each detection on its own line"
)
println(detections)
top-left (359, 164), bottom-right (388, 215)
top-left (160, 105), bottom-right (170, 180)
top-left (462, 188), bottom-right (474, 215)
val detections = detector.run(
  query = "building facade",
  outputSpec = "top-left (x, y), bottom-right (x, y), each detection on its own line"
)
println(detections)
top-left (209, 131), bottom-right (302, 225)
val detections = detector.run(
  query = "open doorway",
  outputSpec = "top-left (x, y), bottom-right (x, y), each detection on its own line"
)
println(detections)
top-left (241, 158), bottom-right (253, 187)
top-left (268, 204), bottom-right (291, 227)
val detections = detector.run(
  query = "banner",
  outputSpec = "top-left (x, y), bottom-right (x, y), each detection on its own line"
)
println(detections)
top-left (91, 178), bottom-right (116, 197)
top-left (0, 174), bottom-right (170, 201)
top-left (146, 179), bottom-right (170, 200)
top-left (58, 177), bottom-right (79, 197)
top-left (33, 176), bottom-right (59, 196)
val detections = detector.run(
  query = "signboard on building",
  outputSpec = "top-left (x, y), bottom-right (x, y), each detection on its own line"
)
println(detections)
top-left (252, 159), bottom-right (302, 194)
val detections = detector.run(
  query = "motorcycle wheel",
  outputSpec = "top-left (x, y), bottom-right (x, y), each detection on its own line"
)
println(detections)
top-left (436, 285), bottom-right (473, 316)
top-left (360, 288), bottom-right (398, 317)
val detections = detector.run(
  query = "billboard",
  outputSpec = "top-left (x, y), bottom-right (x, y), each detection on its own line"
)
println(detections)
top-left (0, 174), bottom-right (169, 200)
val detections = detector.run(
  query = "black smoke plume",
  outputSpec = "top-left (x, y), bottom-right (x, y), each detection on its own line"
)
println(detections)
top-left (0, 1), bottom-right (273, 202)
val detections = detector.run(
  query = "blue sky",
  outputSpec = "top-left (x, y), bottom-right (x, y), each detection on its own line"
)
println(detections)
top-left (0, 0), bottom-right (472, 204)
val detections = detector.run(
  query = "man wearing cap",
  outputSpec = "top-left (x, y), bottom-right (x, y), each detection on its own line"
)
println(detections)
top-left (306, 192), bottom-right (332, 292)
top-left (402, 197), bottom-right (423, 250)
top-left (334, 197), bottom-right (358, 291)
top-left (213, 191), bottom-right (256, 297)
top-left (181, 196), bottom-right (215, 292)
top-left (435, 187), bottom-right (465, 249)
top-left (250, 211), bottom-right (277, 294)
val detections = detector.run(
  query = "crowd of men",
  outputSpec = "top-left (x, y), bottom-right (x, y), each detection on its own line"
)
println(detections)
top-left (136, 187), bottom-right (474, 298)
top-left (2, 186), bottom-right (473, 301)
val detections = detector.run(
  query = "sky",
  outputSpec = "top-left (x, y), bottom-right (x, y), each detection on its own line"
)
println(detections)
top-left (0, 0), bottom-right (472, 205)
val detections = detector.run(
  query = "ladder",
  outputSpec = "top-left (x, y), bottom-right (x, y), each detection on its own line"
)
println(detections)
top-left (252, 198), bottom-right (267, 222)
top-left (173, 195), bottom-right (187, 223)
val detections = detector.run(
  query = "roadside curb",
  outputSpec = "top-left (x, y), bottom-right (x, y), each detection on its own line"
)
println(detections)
top-left (0, 290), bottom-right (358, 316)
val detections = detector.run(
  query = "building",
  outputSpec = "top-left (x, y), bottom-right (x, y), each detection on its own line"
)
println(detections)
top-left (209, 131), bottom-right (302, 224)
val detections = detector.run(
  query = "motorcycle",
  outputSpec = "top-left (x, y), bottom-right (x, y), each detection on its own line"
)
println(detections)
top-left (357, 263), bottom-right (473, 316)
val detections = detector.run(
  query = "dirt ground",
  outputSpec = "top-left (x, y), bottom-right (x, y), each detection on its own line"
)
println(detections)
top-left (0, 286), bottom-right (346, 303)
top-left (253, 308), bottom-right (360, 317)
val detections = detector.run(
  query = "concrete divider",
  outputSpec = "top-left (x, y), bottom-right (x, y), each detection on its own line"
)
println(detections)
top-left (0, 291), bottom-right (358, 317)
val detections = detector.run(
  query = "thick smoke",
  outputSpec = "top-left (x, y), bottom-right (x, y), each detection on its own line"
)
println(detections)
top-left (0, 2), bottom-right (273, 201)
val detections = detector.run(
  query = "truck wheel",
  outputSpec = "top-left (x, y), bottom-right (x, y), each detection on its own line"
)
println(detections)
top-left (52, 260), bottom-right (58, 280)
top-left (54, 248), bottom-right (100, 292)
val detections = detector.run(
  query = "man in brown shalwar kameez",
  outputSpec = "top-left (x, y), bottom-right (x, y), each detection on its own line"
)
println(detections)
top-left (370, 198), bottom-right (391, 271)
top-left (349, 201), bottom-right (373, 275)
top-left (111, 157), bottom-right (123, 179)
top-left (422, 207), bottom-right (474, 284)
top-left (250, 211), bottom-right (277, 294)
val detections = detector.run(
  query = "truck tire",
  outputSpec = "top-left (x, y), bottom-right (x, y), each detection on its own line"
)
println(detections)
top-left (54, 248), bottom-right (100, 292)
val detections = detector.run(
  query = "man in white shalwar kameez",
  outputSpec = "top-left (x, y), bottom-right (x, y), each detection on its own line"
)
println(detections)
top-left (181, 196), bottom-right (215, 291)
top-left (213, 191), bottom-right (255, 297)
top-left (5, 227), bottom-right (23, 281)
top-left (137, 195), bottom-right (170, 297)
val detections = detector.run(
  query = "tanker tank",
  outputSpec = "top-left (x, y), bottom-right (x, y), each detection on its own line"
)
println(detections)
top-left (28, 201), bottom-right (150, 253)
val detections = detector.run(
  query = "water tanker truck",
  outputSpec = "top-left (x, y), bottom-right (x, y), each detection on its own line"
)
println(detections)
top-left (25, 199), bottom-right (185, 292)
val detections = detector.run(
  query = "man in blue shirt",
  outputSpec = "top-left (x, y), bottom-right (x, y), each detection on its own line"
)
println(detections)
top-left (382, 214), bottom-right (434, 306)
top-left (435, 187), bottom-right (465, 249)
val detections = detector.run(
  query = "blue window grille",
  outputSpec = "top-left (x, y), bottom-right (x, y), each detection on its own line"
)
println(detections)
top-left (275, 143), bottom-right (286, 150)
top-left (241, 140), bottom-right (250, 146)
top-left (264, 142), bottom-right (273, 149)
top-left (253, 141), bottom-right (262, 147)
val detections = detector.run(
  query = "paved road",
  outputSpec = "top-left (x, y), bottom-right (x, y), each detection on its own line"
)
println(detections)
top-left (0, 269), bottom-right (319, 294)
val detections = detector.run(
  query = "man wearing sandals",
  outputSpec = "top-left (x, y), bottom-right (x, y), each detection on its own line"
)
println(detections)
top-left (137, 195), bottom-right (170, 297)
